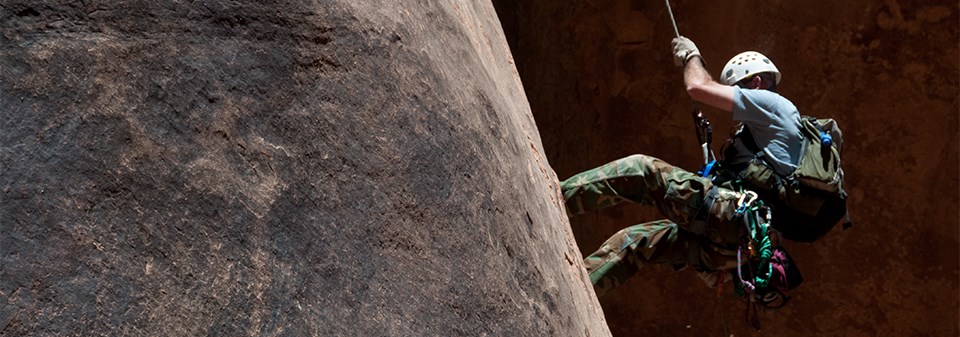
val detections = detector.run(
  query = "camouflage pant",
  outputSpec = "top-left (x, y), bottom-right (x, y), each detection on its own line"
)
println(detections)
top-left (561, 155), bottom-right (746, 297)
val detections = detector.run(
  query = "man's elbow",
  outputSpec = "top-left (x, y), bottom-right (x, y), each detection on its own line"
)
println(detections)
top-left (685, 83), bottom-right (711, 101)
top-left (683, 81), bottom-right (736, 112)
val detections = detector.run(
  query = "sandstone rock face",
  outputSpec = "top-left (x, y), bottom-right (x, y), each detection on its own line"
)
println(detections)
top-left (495, 0), bottom-right (958, 336)
top-left (0, 1), bottom-right (609, 336)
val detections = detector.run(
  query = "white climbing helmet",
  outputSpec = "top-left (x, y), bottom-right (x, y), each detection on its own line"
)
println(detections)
top-left (720, 51), bottom-right (781, 86)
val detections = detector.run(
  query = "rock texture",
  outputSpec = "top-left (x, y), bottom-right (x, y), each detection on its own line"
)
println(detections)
top-left (0, 1), bottom-right (610, 336)
top-left (494, 0), bottom-right (958, 336)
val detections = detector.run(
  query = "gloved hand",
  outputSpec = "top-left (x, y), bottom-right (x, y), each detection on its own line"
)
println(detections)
top-left (672, 36), bottom-right (701, 66)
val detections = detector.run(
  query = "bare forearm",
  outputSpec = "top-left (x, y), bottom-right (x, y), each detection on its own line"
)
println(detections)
top-left (683, 56), bottom-right (713, 90)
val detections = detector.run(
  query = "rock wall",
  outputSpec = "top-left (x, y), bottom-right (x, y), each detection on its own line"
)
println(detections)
top-left (494, 0), bottom-right (958, 336)
top-left (0, 1), bottom-right (610, 336)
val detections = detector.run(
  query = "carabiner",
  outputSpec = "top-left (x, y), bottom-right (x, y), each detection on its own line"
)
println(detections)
top-left (737, 191), bottom-right (758, 209)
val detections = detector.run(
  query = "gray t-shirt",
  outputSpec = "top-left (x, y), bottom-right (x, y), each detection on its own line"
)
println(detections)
top-left (728, 86), bottom-right (803, 176)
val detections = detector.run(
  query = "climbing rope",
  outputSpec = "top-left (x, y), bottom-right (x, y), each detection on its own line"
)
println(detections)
top-left (731, 190), bottom-right (791, 330)
top-left (664, 0), bottom-right (715, 167)
top-left (735, 191), bottom-right (775, 293)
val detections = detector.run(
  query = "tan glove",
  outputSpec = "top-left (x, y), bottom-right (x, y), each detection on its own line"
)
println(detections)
top-left (672, 36), bottom-right (701, 66)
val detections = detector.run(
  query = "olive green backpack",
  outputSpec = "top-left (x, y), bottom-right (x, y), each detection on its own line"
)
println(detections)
top-left (734, 117), bottom-right (848, 242)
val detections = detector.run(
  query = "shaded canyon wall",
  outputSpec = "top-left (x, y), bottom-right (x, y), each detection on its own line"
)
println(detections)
top-left (0, 1), bottom-right (610, 335)
top-left (494, 0), bottom-right (959, 336)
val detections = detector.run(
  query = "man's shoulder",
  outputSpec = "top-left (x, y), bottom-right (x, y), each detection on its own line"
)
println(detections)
top-left (739, 88), bottom-right (797, 112)
top-left (739, 87), bottom-right (789, 101)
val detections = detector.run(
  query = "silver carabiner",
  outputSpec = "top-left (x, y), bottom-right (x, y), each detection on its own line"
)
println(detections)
top-left (737, 191), bottom-right (758, 209)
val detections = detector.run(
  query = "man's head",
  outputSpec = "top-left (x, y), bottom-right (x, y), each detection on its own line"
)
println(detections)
top-left (720, 51), bottom-right (781, 91)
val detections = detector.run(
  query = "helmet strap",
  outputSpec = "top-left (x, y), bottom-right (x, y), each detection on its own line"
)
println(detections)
top-left (761, 74), bottom-right (778, 92)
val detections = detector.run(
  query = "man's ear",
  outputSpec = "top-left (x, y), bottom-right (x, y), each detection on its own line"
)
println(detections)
top-left (750, 75), bottom-right (765, 89)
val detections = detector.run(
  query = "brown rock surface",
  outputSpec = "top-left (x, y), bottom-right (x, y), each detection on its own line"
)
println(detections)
top-left (0, 1), bottom-right (609, 336)
top-left (494, 0), bottom-right (958, 335)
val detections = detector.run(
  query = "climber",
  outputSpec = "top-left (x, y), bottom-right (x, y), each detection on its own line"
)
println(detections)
top-left (561, 36), bottom-right (846, 307)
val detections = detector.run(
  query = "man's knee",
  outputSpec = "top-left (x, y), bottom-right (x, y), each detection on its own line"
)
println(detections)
top-left (618, 154), bottom-right (657, 167)
top-left (616, 154), bottom-right (676, 177)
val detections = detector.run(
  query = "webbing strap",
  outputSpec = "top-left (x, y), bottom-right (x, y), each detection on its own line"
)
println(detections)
top-left (698, 160), bottom-right (717, 178)
top-left (689, 187), bottom-right (719, 236)
top-left (687, 187), bottom-right (720, 269)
